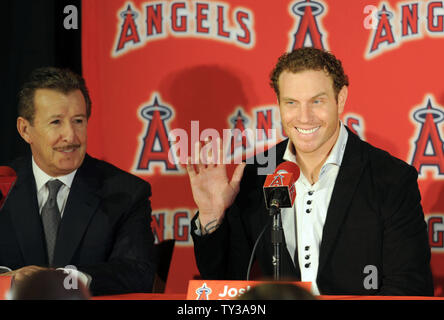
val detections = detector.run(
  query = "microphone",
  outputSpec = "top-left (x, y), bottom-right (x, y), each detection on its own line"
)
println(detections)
top-left (246, 162), bottom-right (300, 280)
top-left (0, 166), bottom-right (17, 210)
top-left (263, 161), bottom-right (300, 214)
top-left (259, 162), bottom-right (300, 280)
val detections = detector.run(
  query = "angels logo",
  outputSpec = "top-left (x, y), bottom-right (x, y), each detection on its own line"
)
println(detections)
top-left (343, 113), bottom-right (366, 141)
top-left (256, 108), bottom-right (275, 142)
top-left (113, 1), bottom-right (255, 57)
top-left (270, 174), bottom-right (284, 187)
top-left (115, 4), bottom-right (142, 53)
top-left (367, 4), bottom-right (396, 58)
top-left (409, 95), bottom-right (444, 178)
top-left (427, 214), bottom-right (444, 252)
top-left (151, 209), bottom-right (193, 245)
top-left (214, 106), bottom-right (279, 174)
top-left (135, 93), bottom-right (179, 174)
top-left (195, 283), bottom-right (212, 300)
top-left (288, 0), bottom-right (329, 50)
top-left (365, 1), bottom-right (444, 59)
top-left (227, 109), bottom-right (252, 158)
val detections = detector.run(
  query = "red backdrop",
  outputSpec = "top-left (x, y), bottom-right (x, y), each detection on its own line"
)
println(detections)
top-left (82, 0), bottom-right (444, 295)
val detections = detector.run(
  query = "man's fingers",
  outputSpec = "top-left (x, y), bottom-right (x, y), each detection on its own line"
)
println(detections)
top-left (230, 162), bottom-right (247, 190)
top-left (192, 141), bottom-right (200, 165)
top-left (186, 157), bottom-right (196, 177)
top-left (216, 137), bottom-right (224, 166)
top-left (187, 138), bottom-right (229, 175)
top-left (171, 138), bottom-right (185, 167)
top-left (206, 138), bottom-right (214, 166)
top-left (193, 141), bottom-right (207, 172)
top-left (206, 137), bottom-right (221, 167)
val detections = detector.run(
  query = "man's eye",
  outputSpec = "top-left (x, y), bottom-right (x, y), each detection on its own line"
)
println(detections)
top-left (51, 120), bottom-right (60, 125)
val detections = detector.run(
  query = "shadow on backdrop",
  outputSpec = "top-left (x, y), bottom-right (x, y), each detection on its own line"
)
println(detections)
top-left (159, 65), bottom-right (249, 133)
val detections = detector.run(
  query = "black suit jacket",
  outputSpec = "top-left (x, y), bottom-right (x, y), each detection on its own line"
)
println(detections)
top-left (0, 154), bottom-right (156, 296)
top-left (191, 128), bottom-right (434, 296)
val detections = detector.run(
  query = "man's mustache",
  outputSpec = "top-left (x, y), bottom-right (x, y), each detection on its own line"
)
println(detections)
top-left (53, 144), bottom-right (81, 152)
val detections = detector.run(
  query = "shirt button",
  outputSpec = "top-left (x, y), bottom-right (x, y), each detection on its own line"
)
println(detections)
top-left (306, 208), bottom-right (311, 214)
top-left (305, 246), bottom-right (310, 251)
top-left (307, 200), bottom-right (312, 205)
top-left (305, 263), bottom-right (311, 268)
top-left (308, 191), bottom-right (314, 196)
top-left (305, 255), bottom-right (310, 260)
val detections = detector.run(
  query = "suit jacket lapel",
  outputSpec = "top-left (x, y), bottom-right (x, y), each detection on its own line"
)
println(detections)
top-left (9, 158), bottom-right (47, 266)
top-left (53, 155), bottom-right (101, 267)
top-left (318, 130), bottom-right (367, 275)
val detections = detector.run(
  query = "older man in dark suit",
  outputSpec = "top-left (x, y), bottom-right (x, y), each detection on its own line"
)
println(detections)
top-left (0, 67), bottom-right (156, 296)
top-left (188, 47), bottom-right (434, 296)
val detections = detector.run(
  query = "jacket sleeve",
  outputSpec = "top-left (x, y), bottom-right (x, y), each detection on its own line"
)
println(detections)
top-left (191, 203), bottom-right (255, 281)
top-left (378, 165), bottom-right (434, 296)
top-left (77, 181), bottom-right (156, 296)
top-left (191, 164), bottom-right (262, 281)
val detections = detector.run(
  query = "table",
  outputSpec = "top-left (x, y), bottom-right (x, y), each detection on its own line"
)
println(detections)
top-left (93, 293), bottom-right (444, 300)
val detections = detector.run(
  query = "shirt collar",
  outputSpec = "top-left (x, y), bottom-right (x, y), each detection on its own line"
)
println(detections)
top-left (324, 121), bottom-right (348, 167)
top-left (32, 157), bottom-right (77, 192)
top-left (283, 121), bottom-right (348, 168)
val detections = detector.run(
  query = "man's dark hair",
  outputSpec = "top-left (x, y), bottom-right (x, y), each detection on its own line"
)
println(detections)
top-left (18, 67), bottom-right (92, 124)
top-left (270, 47), bottom-right (349, 101)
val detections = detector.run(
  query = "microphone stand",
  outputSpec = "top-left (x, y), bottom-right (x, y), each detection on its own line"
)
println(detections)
top-left (269, 200), bottom-right (283, 281)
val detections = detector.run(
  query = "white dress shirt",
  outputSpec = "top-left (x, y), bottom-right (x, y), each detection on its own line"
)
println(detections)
top-left (1, 159), bottom-right (90, 287)
top-left (32, 157), bottom-right (77, 217)
top-left (32, 158), bottom-right (89, 286)
top-left (281, 122), bottom-right (348, 295)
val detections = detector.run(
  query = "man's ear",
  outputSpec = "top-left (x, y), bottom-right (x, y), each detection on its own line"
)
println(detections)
top-left (337, 85), bottom-right (348, 114)
top-left (17, 117), bottom-right (32, 144)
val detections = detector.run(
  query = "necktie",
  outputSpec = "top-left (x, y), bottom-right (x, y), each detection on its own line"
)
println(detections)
top-left (41, 179), bottom-right (63, 266)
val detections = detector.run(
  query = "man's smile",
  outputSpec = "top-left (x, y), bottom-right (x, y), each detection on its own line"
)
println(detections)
top-left (54, 145), bottom-right (81, 153)
top-left (295, 126), bottom-right (321, 135)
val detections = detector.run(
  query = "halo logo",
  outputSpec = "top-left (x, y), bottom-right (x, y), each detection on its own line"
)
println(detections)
top-left (227, 109), bottom-right (251, 158)
top-left (288, 0), bottom-right (329, 50)
top-left (196, 283), bottom-right (212, 300)
top-left (270, 174), bottom-right (284, 187)
top-left (135, 93), bottom-right (179, 174)
top-left (409, 95), bottom-right (444, 178)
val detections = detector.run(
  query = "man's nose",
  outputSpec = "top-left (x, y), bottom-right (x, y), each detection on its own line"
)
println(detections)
top-left (298, 104), bottom-right (311, 123)
top-left (61, 122), bottom-right (75, 142)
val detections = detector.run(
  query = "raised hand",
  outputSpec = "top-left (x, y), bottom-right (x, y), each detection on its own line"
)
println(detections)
top-left (186, 138), bottom-right (246, 234)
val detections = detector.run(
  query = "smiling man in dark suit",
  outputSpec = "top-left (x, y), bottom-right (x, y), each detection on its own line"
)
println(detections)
top-left (0, 67), bottom-right (156, 296)
top-left (188, 47), bottom-right (434, 296)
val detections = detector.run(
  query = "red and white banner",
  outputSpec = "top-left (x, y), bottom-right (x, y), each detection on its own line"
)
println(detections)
top-left (82, 0), bottom-right (444, 295)
top-left (186, 280), bottom-right (311, 300)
